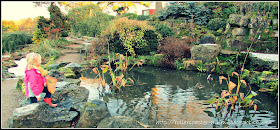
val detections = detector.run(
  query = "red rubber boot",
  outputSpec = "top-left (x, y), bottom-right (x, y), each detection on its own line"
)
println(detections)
top-left (44, 98), bottom-right (57, 107)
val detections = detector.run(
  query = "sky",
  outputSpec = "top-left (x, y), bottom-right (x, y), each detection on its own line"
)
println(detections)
top-left (1, 1), bottom-right (52, 21)
top-left (1, 1), bottom-right (169, 21)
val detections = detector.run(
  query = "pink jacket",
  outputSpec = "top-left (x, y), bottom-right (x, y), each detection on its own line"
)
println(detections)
top-left (24, 66), bottom-right (46, 97)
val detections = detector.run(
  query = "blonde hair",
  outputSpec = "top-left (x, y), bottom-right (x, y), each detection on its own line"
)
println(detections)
top-left (26, 52), bottom-right (41, 70)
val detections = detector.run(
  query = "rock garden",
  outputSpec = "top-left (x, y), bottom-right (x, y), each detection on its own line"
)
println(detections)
top-left (2, 2), bottom-right (278, 128)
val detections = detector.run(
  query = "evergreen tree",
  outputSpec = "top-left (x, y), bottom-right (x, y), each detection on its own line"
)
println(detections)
top-left (157, 2), bottom-right (210, 26)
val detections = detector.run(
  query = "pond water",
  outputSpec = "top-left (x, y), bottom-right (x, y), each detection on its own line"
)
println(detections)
top-left (7, 58), bottom-right (27, 78)
top-left (7, 58), bottom-right (278, 128)
top-left (80, 66), bottom-right (278, 128)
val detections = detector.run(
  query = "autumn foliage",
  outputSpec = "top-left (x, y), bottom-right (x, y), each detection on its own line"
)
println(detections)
top-left (2, 20), bottom-right (19, 33)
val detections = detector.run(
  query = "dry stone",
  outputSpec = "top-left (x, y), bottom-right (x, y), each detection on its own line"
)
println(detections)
top-left (190, 44), bottom-right (222, 63)
top-left (248, 16), bottom-right (271, 29)
top-left (228, 14), bottom-right (250, 27)
top-left (76, 100), bottom-right (111, 128)
top-left (232, 28), bottom-right (247, 36)
top-left (8, 83), bottom-right (89, 128)
top-left (97, 116), bottom-right (145, 128)
top-left (248, 52), bottom-right (278, 70)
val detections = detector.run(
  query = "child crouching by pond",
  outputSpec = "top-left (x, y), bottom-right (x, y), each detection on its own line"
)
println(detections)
top-left (24, 52), bottom-right (57, 107)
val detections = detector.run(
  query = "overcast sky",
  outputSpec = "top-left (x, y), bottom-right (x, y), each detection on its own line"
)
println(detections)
top-left (1, 1), bottom-right (169, 21)
top-left (1, 1), bottom-right (51, 20)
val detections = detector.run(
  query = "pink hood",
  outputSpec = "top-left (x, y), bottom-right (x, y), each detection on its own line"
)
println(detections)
top-left (24, 66), bottom-right (46, 97)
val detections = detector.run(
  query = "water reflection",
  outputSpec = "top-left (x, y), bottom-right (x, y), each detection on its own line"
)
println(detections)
top-left (7, 58), bottom-right (27, 77)
top-left (80, 66), bottom-right (278, 128)
top-left (6, 57), bottom-right (278, 128)
top-left (149, 85), bottom-right (213, 128)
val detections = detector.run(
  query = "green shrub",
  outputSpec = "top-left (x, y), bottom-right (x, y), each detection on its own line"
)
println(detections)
top-left (60, 31), bottom-right (68, 37)
top-left (2, 31), bottom-right (33, 53)
top-left (135, 30), bottom-right (159, 55)
top-left (146, 54), bottom-right (164, 67)
top-left (206, 18), bottom-right (227, 31)
top-left (137, 15), bottom-right (151, 21)
top-left (33, 39), bottom-right (65, 59)
top-left (121, 13), bottom-right (138, 20)
top-left (32, 16), bottom-right (50, 44)
top-left (151, 22), bottom-right (175, 38)
top-left (101, 17), bottom-right (160, 56)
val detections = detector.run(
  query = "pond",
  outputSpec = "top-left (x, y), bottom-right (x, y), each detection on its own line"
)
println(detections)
top-left (7, 58), bottom-right (27, 78)
top-left (80, 66), bottom-right (278, 128)
top-left (7, 58), bottom-right (278, 128)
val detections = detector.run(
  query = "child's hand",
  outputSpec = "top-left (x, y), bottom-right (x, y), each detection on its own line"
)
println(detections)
top-left (36, 95), bottom-right (41, 101)
top-left (44, 82), bottom-right (46, 86)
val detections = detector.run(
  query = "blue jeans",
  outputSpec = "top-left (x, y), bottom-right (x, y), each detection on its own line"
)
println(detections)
top-left (30, 87), bottom-right (52, 103)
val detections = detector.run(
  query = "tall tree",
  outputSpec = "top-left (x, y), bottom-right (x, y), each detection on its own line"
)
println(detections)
top-left (48, 4), bottom-right (68, 33)
top-left (67, 4), bottom-right (113, 37)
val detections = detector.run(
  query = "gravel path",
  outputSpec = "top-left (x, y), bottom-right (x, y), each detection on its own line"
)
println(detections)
top-left (55, 52), bottom-right (84, 64)
top-left (1, 78), bottom-right (25, 128)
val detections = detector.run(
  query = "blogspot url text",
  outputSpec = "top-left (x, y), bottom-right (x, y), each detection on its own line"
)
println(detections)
top-left (156, 120), bottom-right (272, 125)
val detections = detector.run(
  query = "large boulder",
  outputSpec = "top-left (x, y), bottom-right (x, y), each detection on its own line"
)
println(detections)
top-left (7, 103), bottom-right (80, 128)
top-left (76, 100), bottom-right (111, 128)
top-left (64, 63), bottom-right (82, 72)
top-left (47, 69), bottom-right (65, 82)
top-left (56, 78), bottom-right (81, 89)
top-left (9, 84), bottom-right (89, 128)
top-left (270, 31), bottom-right (278, 38)
top-left (59, 67), bottom-right (77, 79)
top-left (18, 78), bottom-right (81, 106)
top-left (190, 44), bottom-right (222, 63)
top-left (64, 63), bottom-right (82, 79)
top-left (248, 52), bottom-right (278, 71)
top-left (228, 14), bottom-right (250, 27)
top-left (232, 28), bottom-right (247, 36)
top-left (272, 19), bottom-right (278, 30)
top-left (97, 116), bottom-right (146, 128)
top-left (82, 42), bottom-right (92, 52)
top-left (248, 16), bottom-right (271, 29)
top-left (46, 61), bottom-right (70, 71)
top-left (199, 35), bottom-right (215, 44)
top-left (46, 63), bottom-right (60, 71)
top-left (51, 80), bottom-right (85, 104)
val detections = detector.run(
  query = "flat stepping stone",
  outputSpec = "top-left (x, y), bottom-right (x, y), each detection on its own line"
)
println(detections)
top-left (248, 52), bottom-right (278, 70)
top-left (248, 52), bottom-right (278, 62)
top-left (65, 44), bottom-right (83, 52)
top-left (61, 49), bottom-right (80, 54)
top-left (55, 53), bottom-right (84, 64)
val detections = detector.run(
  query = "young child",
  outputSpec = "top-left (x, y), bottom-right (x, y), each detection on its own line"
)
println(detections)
top-left (24, 52), bottom-right (57, 107)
